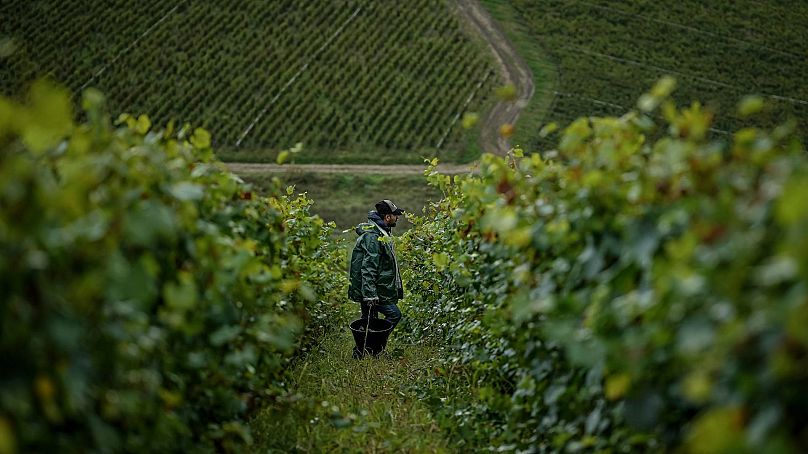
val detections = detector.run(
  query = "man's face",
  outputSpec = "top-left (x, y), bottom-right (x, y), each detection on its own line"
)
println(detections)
top-left (384, 214), bottom-right (399, 227)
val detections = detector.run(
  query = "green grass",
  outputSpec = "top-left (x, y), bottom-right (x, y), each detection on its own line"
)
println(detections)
top-left (242, 172), bottom-right (443, 231)
top-left (1, 0), bottom-right (495, 164)
top-left (249, 304), bottom-right (453, 452)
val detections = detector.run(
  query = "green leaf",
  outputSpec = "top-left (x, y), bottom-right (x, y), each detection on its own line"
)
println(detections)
top-left (432, 252), bottom-right (450, 271)
top-left (276, 150), bottom-right (290, 165)
top-left (637, 93), bottom-right (658, 113)
top-left (494, 83), bottom-right (518, 101)
top-left (81, 88), bottom-right (106, 113)
top-left (0, 97), bottom-right (14, 137)
top-left (210, 325), bottom-right (242, 347)
top-left (650, 76), bottom-right (677, 98)
top-left (685, 407), bottom-right (744, 453)
top-left (190, 127), bottom-right (211, 149)
top-left (163, 272), bottom-right (197, 311)
top-left (0, 417), bottom-right (15, 454)
top-left (737, 95), bottom-right (764, 117)
top-left (21, 79), bottom-right (73, 153)
top-left (604, 373), bottom-right (631, 400)
top-left (539, 122), bottom-right (558, 137)
top-left (123, 201), bottom-right (176, 246)
top-left (135, 114), bottom-right (151, 135)
top-left (776, 175), bottom-right (808, 225)
top-left (461, 112), bottom-right (479, 129)
top-left (170, 182), bottom-right (204, 201)
top-left (0, 37), bottom-right (17, 58)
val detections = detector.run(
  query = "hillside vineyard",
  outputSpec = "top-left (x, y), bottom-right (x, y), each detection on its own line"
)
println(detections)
top-left (500, 0), bottom-right (808, 149)
top-left (0, 0), bottom-right (494, 155)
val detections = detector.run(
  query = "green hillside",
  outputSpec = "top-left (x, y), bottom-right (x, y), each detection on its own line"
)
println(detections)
top-left (242, 172), bottom-right (442, 231)
top-left (1, 0), bottom-right (495, 163)
top-left (482, 0), bottom-right (808, 151)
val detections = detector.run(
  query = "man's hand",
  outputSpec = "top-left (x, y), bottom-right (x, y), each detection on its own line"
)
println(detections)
top-left (363, 297), bottom-right (379, 306)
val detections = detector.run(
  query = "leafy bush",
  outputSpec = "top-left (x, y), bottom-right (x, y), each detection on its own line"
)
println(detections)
top-left (0, 81), bottom-right (345, 452)
top-left (400, 80), bottom-right (808, 452)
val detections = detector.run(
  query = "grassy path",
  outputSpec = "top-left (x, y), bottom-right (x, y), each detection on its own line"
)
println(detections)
top-left (250, 308), bottom-right (455, 453)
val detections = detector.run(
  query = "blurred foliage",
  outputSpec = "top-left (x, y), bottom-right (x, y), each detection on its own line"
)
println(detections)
top-left (399, 80), bottom-right (808, 451)
top-left (0, 80), bottom-right (346, 452)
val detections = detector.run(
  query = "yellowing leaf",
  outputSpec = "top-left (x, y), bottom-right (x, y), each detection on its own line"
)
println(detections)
top-left (685, 407), bottom-right (744, 454)
top-left (582, 169), bottom-right (604, 188)
top-left (650, 76), bottom-right (677, 98)
top-left (0, 417), bottom-right (15, 454)
top-left (504, 226), bottom-right (532, 247)
top-left (35, 375), bottom-right (56, 401)
top-left (21, 79), bottom-right (73, 153)
top-left (499, 123), bottom-right (515, 138)
top-left (158, 388), bottom-right (183, 409)
top-left (135, 114), bottom-right (151, 135)
top-left (605, 373), bottom-right (631, 400)
top-left (280, 279), bottom-right (299, 293)
top-left (787, 301), bottom-right (808, 348)
top-left (190, 127), bottom-right (211, 149)
top-left (432, 252), bottom-right (450, 271)
top-left (276, 150), bottom-right (290, 165)
top-left (495, 83), bottom-right (518, 101)
top-left (461, 112), bottom-right (479, 129)
top-left (483, 208), bottom-right (517, 234)
top-left (738, 95), bottom-right (764, 117)
top-left (539, 122), bottom-right (557, 137)
top-left (682, 371), bottom-right (712, 403)
top-left (776, 176), bottom-right (808, 226)
top-left (164, 119), bottom-right (175, 138)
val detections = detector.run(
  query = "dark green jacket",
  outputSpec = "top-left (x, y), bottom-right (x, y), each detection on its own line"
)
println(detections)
top-left (348, 215), bottom-right (403, 304)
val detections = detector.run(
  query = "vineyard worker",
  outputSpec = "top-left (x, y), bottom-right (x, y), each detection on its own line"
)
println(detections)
top-left (348, 200), bottom-right (405, 354)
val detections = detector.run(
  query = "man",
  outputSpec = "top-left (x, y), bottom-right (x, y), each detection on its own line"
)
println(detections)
top-left (348, 200), bottom-right (405, 355)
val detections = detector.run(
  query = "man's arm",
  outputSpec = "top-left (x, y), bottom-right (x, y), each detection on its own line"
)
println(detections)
top-left (359, 234), bottom-right (380, 302)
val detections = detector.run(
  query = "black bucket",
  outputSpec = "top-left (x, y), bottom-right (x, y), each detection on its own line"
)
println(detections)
top-left (349, 317), bottom-right (394, 357)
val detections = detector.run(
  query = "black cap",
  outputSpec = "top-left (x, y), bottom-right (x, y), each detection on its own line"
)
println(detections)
top-left (376, 199), bottom-right (405, 215)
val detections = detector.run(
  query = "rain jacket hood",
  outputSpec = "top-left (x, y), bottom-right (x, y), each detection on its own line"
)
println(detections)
top-left (359, 210), bottom-right (390, 234)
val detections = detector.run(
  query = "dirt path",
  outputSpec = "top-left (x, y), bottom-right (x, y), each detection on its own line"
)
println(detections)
top-left (454, 0), bottom-right (535, 155)
top-left (227, 0), bottom-right (533, 176)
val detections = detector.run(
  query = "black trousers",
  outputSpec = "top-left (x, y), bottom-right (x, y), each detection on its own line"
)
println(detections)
top-left (360, 300), bottom-right (402, 329)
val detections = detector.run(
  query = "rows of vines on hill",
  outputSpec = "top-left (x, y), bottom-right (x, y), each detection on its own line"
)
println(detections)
top-left (0, 0), bottom-right (495, 161)
top-left (500, 0), bottom-right (808, 151)
top-left (0, 81), bottom-right (346, 452)
top-left (398, 80), bottom-right (808, 452)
